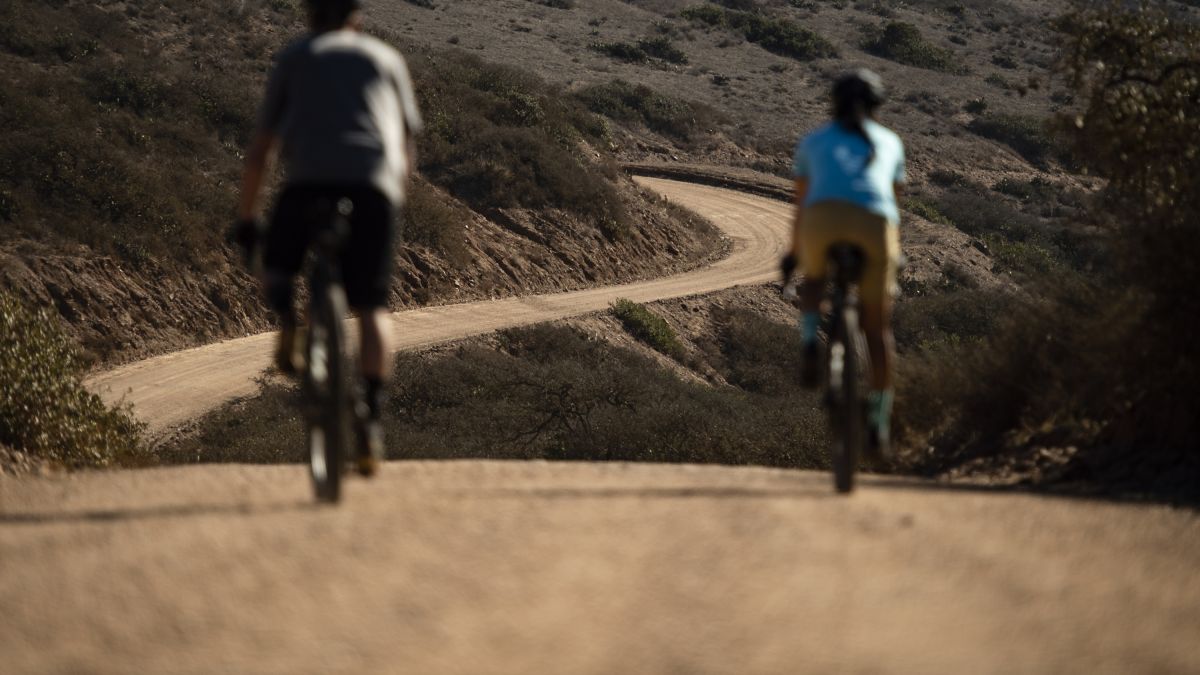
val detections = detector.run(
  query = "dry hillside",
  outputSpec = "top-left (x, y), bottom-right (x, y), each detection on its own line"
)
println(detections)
top-left (0, 0), bottom-right (727, 366)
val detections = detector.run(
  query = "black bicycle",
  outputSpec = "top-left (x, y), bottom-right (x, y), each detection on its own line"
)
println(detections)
top-left (302, 198), bottom-right (355, 503)
top-left (821, 244), bottom-right (871, 494)
top-left (785, 244), bottom-right (871, 493)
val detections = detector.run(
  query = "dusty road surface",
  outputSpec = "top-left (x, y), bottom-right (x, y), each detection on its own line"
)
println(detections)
top-left (86, 178), bottom-right (791, 436)
top-left (2, 461), bottom-right (1198, 674)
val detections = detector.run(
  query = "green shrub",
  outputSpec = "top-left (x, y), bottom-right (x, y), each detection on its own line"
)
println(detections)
top-left (991, 53), bottom-right (1019, 69)
top-left (967, 113), bottom-right (1056, 166)
top-left (403, 179), bottom-right (470, 263)
top-left (714, 308), bottom-right (803, 396)
top-left (862, 21), bottom-right (967, 73)
top-left (679, 5), bottom-right (727, 25)
top-left (964, 97), bottom-right (988, 113)
top-left (680, 5), bottom-right (838, 61)
top-left (611, 298), bottom-right (686, 360)
top-left (928, 169), bottom-right (978, 189)
top-left (937, 189), bottom-right (1040, 241)
top-left (85, 64), bottom-right (176, 116)
top-left (390, 44), bottom-right (632, 239)
top-left (590, 40), bottom-right (648, 62)
top-left (574, 79), bottom-right (725, 142)
top-left (902, 196), bottom-right (951, 225)
top-left (590, 37), bottom-right (688, 65)
top-left (992, 177), bottom-right (1058, 204)
top-left (984, 73), bottom-right (1012, 89)
top-left (0, 290), bottom-right (145, 468)
top-left (894, 286), bottom-right (1015, 351)
top-left (638, 36), bottom-right (689, 64)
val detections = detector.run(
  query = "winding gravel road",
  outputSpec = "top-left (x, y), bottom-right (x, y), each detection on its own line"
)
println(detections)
top-left (85, 178), bottom-right (791, 436)
top-left (4, 179), bottom-right (1199, 674)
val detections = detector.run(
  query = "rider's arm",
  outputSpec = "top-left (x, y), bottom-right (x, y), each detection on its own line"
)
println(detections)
top-left (237, 131), bottom-right (277, 221)
top-left (239, 46), bottom-right (294, 221)
top-left (395, 55), bottom-right (423, 185)
top-left (791, 178), bottom-right (810, 260)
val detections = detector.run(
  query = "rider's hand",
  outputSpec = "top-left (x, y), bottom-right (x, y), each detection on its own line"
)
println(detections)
top-left (228, 218), bottom-right (261, 264)
top-left (780, 253), bottom-right (798, 282)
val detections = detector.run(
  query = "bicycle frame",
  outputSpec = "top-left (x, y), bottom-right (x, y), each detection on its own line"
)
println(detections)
top-left (824, 244), bottom-right (867, 494)
top-left (304, 198), bottom-right (353, 503)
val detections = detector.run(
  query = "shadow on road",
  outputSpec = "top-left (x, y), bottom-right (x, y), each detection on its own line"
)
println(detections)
top-left (0, 500), bottom-right (314, 526)
top-left (467, 486), bottom-right (839, 500)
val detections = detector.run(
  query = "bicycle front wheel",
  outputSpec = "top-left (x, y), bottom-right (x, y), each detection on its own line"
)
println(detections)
top-left (829, 306), bottom-right (866, 494)
top-left (304, 283), bottom-right (350, 504)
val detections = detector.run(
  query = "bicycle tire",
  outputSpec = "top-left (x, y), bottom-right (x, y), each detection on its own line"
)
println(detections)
top-left (305, 282), bottom-right (350, 504)
top-left (829, 305), bottom-right (866, 494)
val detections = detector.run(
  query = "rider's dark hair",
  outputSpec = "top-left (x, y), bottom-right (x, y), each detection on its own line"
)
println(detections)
top-left (305, 0), bottom-right (363, 31)
top-left (832, 69), bottom-right (886, 168)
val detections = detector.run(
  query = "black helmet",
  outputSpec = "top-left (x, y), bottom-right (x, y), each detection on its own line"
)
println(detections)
top-left (304, 0), bottom-right (364, 28)
top-left (833, 69), bottom-right (886, 111)
top-left (304, 0), bottom-right (364, 10)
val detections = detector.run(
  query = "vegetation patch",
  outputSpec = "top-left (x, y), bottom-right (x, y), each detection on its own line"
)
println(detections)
top-left (0, 290), bottom-right (145, 469)
top-left (896, 2), bottom-right (1200, 503)
top-left (894, 286), bottom-right (1015, 351)
top-left (574, 79), bottom-right (725, 142)
top-left (402, 179), bottom-right (471, 263)
top-left (967, 113), bottom-right (1057, 166)
top-left (161, 323), bottom-right (828, 468)
top-left (589, 36), bottom-right (688, 64)
top-left (393, 41), bottom-right (632, 239)
top-left (993, 176), bottom-right (1058, 204)
top-left (611, 299), bottom-right (686, 360)
top-left (862, 21), bottom-right (967, 74)
top-left (680, 5), bottom-right (838, 61)
top-left (902, 196), bottom-right (951, 225)
top-left (0, 0), bottom-right (268, 267)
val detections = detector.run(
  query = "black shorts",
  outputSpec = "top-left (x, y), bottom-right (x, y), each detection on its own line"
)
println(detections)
top-left (264, 184), bottom-right (395, 309)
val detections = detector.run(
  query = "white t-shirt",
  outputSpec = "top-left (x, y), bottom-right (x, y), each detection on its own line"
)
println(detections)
top-left (258, 30), bottom-right (423, 205)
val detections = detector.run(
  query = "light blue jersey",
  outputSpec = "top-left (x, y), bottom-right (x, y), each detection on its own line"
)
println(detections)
top-left (793, 119), bottom-right (906, 224)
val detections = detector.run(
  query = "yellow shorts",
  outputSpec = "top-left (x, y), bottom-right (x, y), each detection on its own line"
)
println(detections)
top-left (795, 201), bottom-right (900, 307)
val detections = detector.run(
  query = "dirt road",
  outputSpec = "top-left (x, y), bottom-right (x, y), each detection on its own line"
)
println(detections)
top-left (85, 178), bottom-right (791, 436)
top-left (2, 462), bottom-right (1198, 674)
top-left (6, 178), bottom-right (1198, 674)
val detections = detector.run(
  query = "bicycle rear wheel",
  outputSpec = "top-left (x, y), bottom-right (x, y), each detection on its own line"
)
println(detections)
top-left (828, 306), bottom-right (866, 494)
top-left (304, 283), bottom-right (350, 504)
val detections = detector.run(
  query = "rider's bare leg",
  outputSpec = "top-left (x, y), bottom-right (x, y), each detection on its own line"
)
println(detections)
top-left (354, 307), bottom-right (391, 474)
top-left (798, 279), bottom-right (825, 314)
top-left (265, 271), bottom-right (302, 374)
top-left (357, 308), bottom-right (392, 382)
top-left (859, 300), bottom-right (894, 390)
top-left (798, 279), bottom-right (826, 343)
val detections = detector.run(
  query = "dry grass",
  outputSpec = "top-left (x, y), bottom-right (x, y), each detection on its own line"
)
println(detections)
top-left (162, 321), bottom-right (828, 469)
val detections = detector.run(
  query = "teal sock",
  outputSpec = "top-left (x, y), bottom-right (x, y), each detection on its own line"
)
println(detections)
top-left (800, 312), bottom-right (821, 345)
top-left (868, 390), bottom-right (894, 429)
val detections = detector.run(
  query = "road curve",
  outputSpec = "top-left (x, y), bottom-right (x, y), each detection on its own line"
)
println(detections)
top-left (86, 178), bottom-right (792, 435)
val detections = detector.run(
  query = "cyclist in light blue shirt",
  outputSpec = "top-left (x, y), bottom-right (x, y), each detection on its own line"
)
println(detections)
top-left (793, 117), bottom-right (906, 224)
top-left (782, 69), bottom-right (906, 457)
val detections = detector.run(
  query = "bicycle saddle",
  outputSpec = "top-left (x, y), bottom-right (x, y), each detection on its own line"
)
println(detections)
top-left (829, 244), bottom-right (865, 282)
